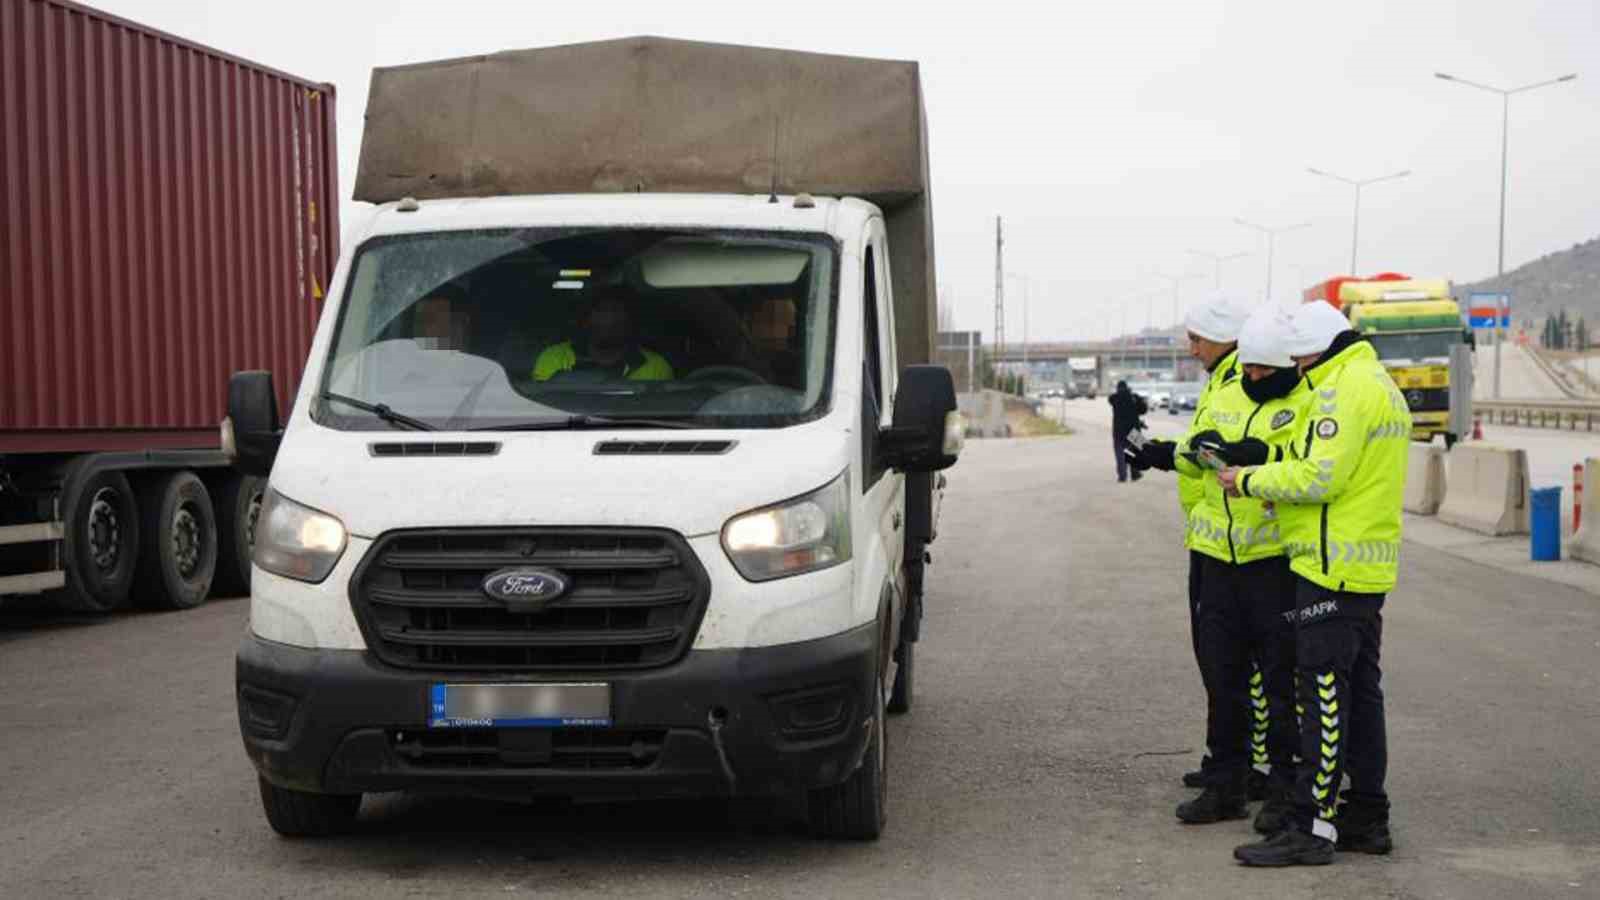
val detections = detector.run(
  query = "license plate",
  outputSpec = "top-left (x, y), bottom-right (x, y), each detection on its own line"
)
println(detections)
top-left (428, 683), bottom-right (611, 728)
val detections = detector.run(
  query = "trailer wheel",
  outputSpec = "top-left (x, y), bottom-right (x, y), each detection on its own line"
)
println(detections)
top-left (135, 471), bottom-right (219, 610)
top-left (60, 469), bottom-right (142, 612)
top-left (211, 474), bottom-right (264, 597)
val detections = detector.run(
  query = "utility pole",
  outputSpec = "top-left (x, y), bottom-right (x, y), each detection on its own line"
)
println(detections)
top-left (967, 330), bottom-right (976, 396)
top-left (993, 217), bottom-right (1005, 386)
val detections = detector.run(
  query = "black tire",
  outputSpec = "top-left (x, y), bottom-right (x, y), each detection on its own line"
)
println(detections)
top-left (134, 471), bottom-right (219, 610)
top-left (808, 654), bottom-right (887, 840)
top-left (59, 468), bottom-right (142, 613)
top-left (211, 473), bottom-right (264, 598)
top-left (887, 639), bottom-right (914, 715)
top-left (257, 776), bottom-right (361, 837)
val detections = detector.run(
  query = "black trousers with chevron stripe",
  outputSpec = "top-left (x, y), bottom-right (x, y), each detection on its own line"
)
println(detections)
top-left (1193, 554), bottom-right (1298, 787)
top-left (1291, 578), bottom-right (1389, 834)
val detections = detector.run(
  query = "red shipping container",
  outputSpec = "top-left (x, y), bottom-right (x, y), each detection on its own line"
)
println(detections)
top-left (1, 0), bottom-right (338, 453)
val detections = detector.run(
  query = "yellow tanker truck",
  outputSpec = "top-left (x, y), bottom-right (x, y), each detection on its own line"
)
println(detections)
top-left (1303, 274), bottom-right (1471, 446)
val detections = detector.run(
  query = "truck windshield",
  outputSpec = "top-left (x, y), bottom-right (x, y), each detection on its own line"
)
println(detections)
top-left (1367, 331), bottom-right (1462, 363)
top-left (317, 229), bottom-right (836, 431)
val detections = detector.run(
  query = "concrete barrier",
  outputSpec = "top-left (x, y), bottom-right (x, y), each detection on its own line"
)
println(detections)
top-left (958, 390), bottom-right (1010, 439)
top-left (1404, 444), bottom-right (1446, 515)
top-left (1436, 444), bottom-right (1530, 536)
top-left (1570, 457), bottom-right (1600, 565)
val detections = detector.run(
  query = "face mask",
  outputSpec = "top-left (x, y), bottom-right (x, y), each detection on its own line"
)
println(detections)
top-left (414, 337), bottom-right (443, 351)
top-left (1243, 366), bottom-right (1300, 403)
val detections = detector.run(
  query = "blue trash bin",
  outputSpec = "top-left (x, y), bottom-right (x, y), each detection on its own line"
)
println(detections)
top-left (1530, 486), bottom-right (1562, 562)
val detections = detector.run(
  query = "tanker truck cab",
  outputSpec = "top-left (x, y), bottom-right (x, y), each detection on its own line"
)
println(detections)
top-left (226, 193), bottom-right (960, 840)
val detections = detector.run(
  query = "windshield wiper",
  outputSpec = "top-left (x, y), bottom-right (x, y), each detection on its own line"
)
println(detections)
top-left (473, 414), bottom-right (700, 431)
top-left (320, 392), bottom-right (436, 431)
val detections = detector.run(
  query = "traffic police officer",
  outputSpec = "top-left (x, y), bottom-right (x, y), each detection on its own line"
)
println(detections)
top-left (1169, 306), bottom-right (1309, 835)
top-left (1221, 300), bottom-right (1408, 866)
top-left (1125, 297), bottom-right (1253, 794)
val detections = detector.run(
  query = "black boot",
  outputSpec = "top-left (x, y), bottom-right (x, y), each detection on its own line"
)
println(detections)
top-left (1176, 785), bottom-right (1248, 824)
top-left (1182, 757), bottom-right (1215, 788)
top-left (1333, 804), bottom-right (1394, 855)
top-left (1252, 784), bottom-right (1294, 835)
top-left (1233, 829), bottom-right (1335, 867)
top-left (1246, 768), bottom-right (1268, 802)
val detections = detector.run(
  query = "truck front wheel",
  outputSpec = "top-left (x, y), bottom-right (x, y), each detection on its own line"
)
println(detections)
top-left (211, 473), bottom-right (264, 598)
top-left (808, 655), bottom-right (887, 840)
top-left (60, 469), bottom-right (142, 612)
top-left (888, 639), bottom-right (915, 715)
top-left (258, 777), bottom-right (362, 837)
top-left (136, 471), bottom-right (219, 610)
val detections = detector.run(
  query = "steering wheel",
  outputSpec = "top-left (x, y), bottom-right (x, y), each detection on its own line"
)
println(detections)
top-left (683, 365), bottom-right (766, 386)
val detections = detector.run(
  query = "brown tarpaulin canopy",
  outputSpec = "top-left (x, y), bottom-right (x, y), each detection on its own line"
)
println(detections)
top-left (354, 36), bottom-right (936, 365)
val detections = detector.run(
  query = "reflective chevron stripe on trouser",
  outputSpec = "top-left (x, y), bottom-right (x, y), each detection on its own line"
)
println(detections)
top-left (1294, 671), bottom-right (1304, 733)
top-left (1250, 663), bottom-right (1269, 769)
top-left (1311, 670), bottom-right (1340, 822)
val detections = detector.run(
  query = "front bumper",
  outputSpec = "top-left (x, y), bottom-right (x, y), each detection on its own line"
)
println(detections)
top-left (236, 622), bottom-right (876, 800)
top-left (1410, 411), bottom-right (1449, 437)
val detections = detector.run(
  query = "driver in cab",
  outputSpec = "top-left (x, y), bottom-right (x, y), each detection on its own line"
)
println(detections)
top-left (531, 294), bottom-right (674, 382)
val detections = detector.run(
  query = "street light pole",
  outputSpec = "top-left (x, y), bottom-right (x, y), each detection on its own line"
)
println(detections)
top-left (1436, 70), bottom-right (1578, 399)
top-left (1154, 270), bottom-right (1205, 330)
top-left (1234, 218), bottom-right (1311, 302)
top-left (1187, 249), bottom-right (1251, 290)
top-left (1305, 167), bottom-right (1411, 274)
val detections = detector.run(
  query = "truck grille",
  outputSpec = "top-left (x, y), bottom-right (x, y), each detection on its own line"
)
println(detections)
top-left (1403, 387), bottom-right (1449, 412)
top-left (391, 727), bottom-right (666, 770)
top-left (350, 528), bottom-right (709, 672)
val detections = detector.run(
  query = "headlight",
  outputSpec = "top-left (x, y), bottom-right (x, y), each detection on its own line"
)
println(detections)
top-left (253, 489), bottom-right (348, 583)
top-left (721, 472), bottom-right (851, 581)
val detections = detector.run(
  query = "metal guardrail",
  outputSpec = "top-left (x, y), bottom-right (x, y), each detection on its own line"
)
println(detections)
top-left (1475, 399), bottom-right (1600, 432)
top-left (1527, 346), bottom-right (1600, 398)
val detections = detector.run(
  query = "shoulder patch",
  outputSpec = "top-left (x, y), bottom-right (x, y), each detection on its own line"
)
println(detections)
top-left (1315, 418), bottom-right (1339, 440)
top-left (1270, 409), bottom-right (1295, 430)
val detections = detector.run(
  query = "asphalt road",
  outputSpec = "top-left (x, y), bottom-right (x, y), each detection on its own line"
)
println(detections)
top-left (4, 428), bottom-right (1599, 898)
top-left (1474, 343), bottom-right (1569, 401)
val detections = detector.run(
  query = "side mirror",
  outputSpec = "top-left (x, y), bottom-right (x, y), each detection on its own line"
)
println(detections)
top-left (881, 365), bottom-right (962, 472)
top-left (223, 371), bottom-right (282, 477)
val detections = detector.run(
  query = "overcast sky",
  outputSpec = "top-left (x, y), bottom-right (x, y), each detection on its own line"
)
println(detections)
top-left (94, 0), bottom-right (1600, 342)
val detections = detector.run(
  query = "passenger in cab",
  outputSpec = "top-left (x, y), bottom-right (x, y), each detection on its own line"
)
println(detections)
top-left (532, 295), bottom-right (674, 382)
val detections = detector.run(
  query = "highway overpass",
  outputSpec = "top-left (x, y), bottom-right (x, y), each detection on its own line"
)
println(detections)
top-left (984, 341), bottom-right (1198, 377)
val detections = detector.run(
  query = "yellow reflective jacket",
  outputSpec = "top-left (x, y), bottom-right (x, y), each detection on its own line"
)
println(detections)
top-left (1237, 339), bottom-right (1411, 594)
top-left (1175, 374), bottom-right (1312, 565)
top-left (531, 341), bottom-right (674, 382)
top-left (1177, 349), bottom-right (1240, 517)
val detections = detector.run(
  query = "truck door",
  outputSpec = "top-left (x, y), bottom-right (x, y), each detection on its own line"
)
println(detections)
top-left (859, 222), bottom-right (905, 639)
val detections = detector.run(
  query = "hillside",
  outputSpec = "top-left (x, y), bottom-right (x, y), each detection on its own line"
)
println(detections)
top-left (1458, 236), bottom-right (1600, 328)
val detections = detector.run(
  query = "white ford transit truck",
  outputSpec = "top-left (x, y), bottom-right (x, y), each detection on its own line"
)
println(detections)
top-left (225, 37), bottom-right (960, 841)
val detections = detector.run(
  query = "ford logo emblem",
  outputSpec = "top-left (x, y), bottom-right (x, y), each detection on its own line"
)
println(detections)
top-left (482, 567), bottom-right (570, 613)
